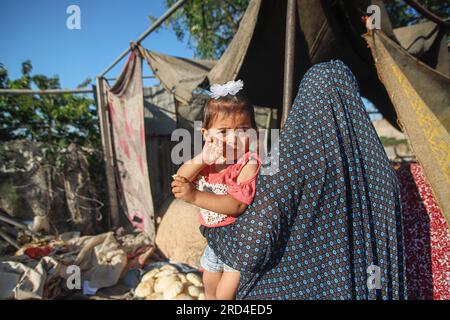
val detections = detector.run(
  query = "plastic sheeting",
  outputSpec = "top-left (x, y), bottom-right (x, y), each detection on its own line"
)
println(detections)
top-left (393, 21), bottom-right (449, 76)
top-left (139, 47), bottom-right (215, 105)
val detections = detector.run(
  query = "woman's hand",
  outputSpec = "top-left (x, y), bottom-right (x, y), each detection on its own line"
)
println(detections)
top-left (171, 175), bottom-right (197, 203)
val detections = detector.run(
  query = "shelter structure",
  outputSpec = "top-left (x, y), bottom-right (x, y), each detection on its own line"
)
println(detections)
top-left (94, 0), bottom-right (449, 233)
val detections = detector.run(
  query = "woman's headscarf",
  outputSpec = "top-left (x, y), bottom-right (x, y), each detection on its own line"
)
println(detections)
top-left (203, 60), bottom-right (406, 299)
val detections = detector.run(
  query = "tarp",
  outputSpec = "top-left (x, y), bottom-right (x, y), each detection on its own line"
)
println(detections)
top-left (143, 85), bottom-right (177, 136)
top-left (393, 21), bottom-right (449, 76)
top-left (137, 1), bottom-right (447, 129)
top-left (203, 0), bottom-right (400, 125)
top-left (106, 49), bottom-right (155, 240)
top-left (364, 30), bottom-right (450, 130)
top-left (138, 47), bottom-right (215, 105)
top-left (364, 29), bottom-right (450, 225)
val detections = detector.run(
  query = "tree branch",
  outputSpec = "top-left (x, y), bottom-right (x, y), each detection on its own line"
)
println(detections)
top-left (223, 0), bottom-right (241, 14)
top-left (403, 0), bottom-right (450, 30)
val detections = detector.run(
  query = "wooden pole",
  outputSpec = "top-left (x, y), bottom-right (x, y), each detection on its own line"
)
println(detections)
top-left (281, 0), bottom-right (296, 128)
top-left (94, 78), bottom-right (120, 230)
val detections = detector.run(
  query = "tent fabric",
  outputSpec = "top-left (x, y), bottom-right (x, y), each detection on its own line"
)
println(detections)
top-left (364, 30), bottom-right (450, 225)
top-left (106, 49), bottom-right (155, 240)
top-left (364, 30), bottom-right (450, 130)
top-left (394, 22), bottom-right (437, 53)
top-left (143, 85), bottom-right (177, 136)
top-left (205, 0), bottom-right (446, 127)
top-left (204, 60), bottom-right (406, 299)
top-left (207, 0), bottom-right (262, 85)
top-left (137, 1), bottom-right (446, 129)
top-left (200, 0), bottom-right (401, 126)
top-left (393, 22), bottom-right (449, 76)
top-left (138, 47), bottom-right (216, 105)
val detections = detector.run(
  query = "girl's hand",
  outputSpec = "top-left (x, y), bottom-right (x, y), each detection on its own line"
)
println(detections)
top-left (171, 175), bottom-right (197, 203)
top-left (201, 134), bottom-right (223, 165)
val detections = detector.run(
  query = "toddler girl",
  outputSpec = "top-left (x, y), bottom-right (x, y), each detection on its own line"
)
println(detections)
top-left (171, 80), bottom-right (261, 300)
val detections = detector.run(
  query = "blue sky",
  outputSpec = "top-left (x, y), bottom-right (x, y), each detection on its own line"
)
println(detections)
top-left (0, 0), bottom-right (194, 88)
top-left (0, 0), bottom-right (380, 118)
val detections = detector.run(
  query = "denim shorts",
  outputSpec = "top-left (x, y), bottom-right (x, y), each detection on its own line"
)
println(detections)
top-left (200, 245), bottom-right (239, 273)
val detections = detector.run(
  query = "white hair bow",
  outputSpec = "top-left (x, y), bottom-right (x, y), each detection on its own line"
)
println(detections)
top-left (208, 79), bottom-right (244, 99)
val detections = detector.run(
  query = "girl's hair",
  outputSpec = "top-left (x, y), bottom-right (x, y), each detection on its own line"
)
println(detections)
top-left (202, 94), bottom-right (257, 129)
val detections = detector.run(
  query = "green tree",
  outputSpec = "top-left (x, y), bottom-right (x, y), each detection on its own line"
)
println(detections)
top-left (0, 61), bottom-right (99, 163)
top-left (156, 0), bottom-right (250, 59)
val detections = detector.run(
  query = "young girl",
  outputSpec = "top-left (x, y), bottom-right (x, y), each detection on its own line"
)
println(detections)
top-left (171, 80), bottom-right (261, 300)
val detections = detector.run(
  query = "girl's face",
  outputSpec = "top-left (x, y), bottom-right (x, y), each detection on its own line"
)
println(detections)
top-left (201, 112), bottom-right (254, 162)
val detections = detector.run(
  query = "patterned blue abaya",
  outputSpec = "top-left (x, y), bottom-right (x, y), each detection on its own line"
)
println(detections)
top-left (203, 60), bottom-right (406, 300)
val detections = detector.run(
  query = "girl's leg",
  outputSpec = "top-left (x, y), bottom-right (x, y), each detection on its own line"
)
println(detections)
top-left (215, 271), bottom-right (240, 300)
top-left (202, 270), bottom-right (222, 300)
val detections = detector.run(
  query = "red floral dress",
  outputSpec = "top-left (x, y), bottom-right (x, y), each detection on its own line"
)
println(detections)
top-left (195, 152), bottom-right (261, 228)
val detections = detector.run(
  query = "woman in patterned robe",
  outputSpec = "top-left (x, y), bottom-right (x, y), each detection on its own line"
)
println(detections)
top-left (202, 60), bottom-right (406, 299)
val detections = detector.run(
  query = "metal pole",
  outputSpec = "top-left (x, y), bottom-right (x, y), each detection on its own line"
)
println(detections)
top-left (0, 212), bottom-right (30, 231)
top-left (281, 0), bottom-right (296, 128)
top-left (98, 0), bottom-right (187, 78)
top-left (105, 75), bottom-right (156, 82)
top-left (0, 88), bottom-right (93, 95)
top-left (94, 78), bottom-right (121, 230)
top-left (0, 229), bottom-right (20, 250)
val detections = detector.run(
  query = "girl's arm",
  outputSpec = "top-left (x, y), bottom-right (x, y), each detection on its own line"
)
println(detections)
top-left (172, 175), bottom-right (245, 216)
top-left (190, 191), bottom-right (247, 216)
top-left (172, 160), bottom-right (259, 216)
top-left (176, 153), bottom-right (207, 182)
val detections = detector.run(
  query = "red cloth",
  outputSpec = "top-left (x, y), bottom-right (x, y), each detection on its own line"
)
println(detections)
top-left (196, 152), bottom-right (261, 227)
top-left (24, 246), bottom-right (53, 260)
top-left (396, 163), bottom-right (450, 300)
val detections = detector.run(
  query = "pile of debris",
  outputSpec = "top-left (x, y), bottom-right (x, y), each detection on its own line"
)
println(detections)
top-left (0, 138), bottom-right (207, 300)
top-left (0, 218), bottom-right (150, 299)
top-left (0, 212), bottom-right (204, 300)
